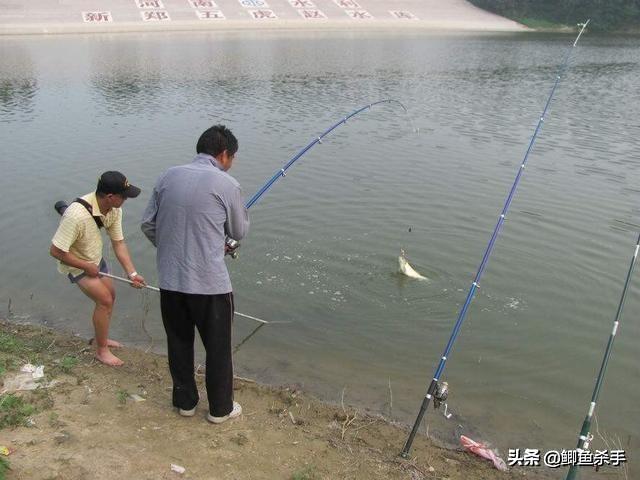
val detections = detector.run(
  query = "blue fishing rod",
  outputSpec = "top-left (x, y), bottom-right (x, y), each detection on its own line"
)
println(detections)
top-left (224, 99), bottom-right (409, 257)
top-left (245, 99), bottom-right (408, 209)
top-left (401, 20), bottom-right (590, 458)
top-left (565, 230), bottom-right (638, 480)
top-left (225, 98), bottom-right (408, 258)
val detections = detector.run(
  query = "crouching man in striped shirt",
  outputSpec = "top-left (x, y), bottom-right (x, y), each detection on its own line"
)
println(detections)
top-left (141, 125), bottom-right (249, 424)
top-left (50, 172), bottom-right (146, 366)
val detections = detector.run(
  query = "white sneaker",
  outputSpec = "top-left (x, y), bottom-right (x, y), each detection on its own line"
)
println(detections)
top-left (207, 402), bottom-right (242, 424)
top-left (179, 407), bottom-right (196, 417)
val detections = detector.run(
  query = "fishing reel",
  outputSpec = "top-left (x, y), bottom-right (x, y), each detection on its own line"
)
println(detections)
top-left (583, 433), bottom-right (594, 450)
top-left (433, 381), bottom-right (453, 419)
top-left (433, 381), bottom-right (449, 409)
top-left (225, 237), bottom-right (240, 259)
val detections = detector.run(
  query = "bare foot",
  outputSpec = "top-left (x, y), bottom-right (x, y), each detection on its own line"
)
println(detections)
top-left (95, 347), bottom-right (124, 366)
top-left (89, 338), bottom-right (123, 348)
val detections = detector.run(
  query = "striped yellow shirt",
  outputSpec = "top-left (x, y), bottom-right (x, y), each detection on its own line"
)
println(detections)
top-left (51, 192), bottom-right (124, 276)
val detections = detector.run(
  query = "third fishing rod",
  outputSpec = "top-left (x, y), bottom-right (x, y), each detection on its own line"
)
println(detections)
top-left (401, 20), bottom-right (590, 457)
top-left (565, 229), bottom-right (639, 480)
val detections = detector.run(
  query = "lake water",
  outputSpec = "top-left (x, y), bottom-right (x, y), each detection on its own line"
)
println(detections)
top-left (1, 30), bottom-right (638, 478)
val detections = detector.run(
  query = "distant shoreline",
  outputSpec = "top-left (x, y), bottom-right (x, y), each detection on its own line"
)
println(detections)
top-left (0, 20), bottom-right (528, 36)
top-left (0, 0), bottom-right (529, 36)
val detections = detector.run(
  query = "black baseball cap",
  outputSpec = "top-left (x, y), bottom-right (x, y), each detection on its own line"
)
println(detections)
top-left (96, 171), bottom-right (141, 198)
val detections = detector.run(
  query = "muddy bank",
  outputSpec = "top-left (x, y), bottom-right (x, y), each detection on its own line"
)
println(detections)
top-left (0, 320), bottom-right (541, 479)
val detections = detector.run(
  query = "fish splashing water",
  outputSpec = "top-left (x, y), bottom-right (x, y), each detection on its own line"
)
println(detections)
top-left (398, 249), bottom-right (428, 281)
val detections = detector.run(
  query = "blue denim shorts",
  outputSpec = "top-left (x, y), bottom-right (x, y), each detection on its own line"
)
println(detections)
top-left (68, 258), bottom-right (109, 284)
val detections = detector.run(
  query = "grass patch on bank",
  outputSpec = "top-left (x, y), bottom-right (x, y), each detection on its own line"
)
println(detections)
top-left (0, 323), bottom-right (80, 431)
top-left (0, 328), bottom-right (54, 368)
top-left (0, 394), bottom-right (36, 429)
top-left (0, 456), bottom-right (9, 480)
top-left (58, 355), bottom-right (78, 374)
top-left (0, 332), bottom-right (26, 355)
top-left (0, 323), bottom-right (84, 377)
top-left (117, 389), bottom-right (129, 405)
top-left (290, 465), bottom-right (319, 480)
top-left (0, 330), bottom-right (40, 431)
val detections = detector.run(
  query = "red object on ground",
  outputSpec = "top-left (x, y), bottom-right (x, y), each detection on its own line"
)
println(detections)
top-left (460, 435), bottom-right (508, 471)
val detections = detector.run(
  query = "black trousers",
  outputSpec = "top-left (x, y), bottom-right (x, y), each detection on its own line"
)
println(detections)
top-left (160, 290), bottom-right (234, 417)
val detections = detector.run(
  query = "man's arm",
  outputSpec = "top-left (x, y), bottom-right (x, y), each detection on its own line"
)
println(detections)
top-left (50, 210), bottom-right (100, 276)
top-left (111, 239), bottom-right (145, 287)
top-left (225, 185), bottom-right (249, 241)
top-left (141, 184), bottom-right (159, 247)
top-left (49, 245), bottom-right (100, 277)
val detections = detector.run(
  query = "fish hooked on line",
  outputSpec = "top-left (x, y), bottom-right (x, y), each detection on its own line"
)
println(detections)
top-left (398, 249), bottom-right (428, 281)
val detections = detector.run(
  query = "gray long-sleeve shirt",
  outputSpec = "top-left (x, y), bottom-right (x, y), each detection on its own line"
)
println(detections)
top-left (141, 153), bottom-right (249, 295)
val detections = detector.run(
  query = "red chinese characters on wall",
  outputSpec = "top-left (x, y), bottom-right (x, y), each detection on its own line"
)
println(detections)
top-left (390, 10), bottom-right (417, 20)
top-left (333, 0), bottom-right (360, 9)
top-left (248, 9), bottom-right (277, 19)
top-left (196, 10), bottom-right (226, 19)
top-left (298, 9), bottom-right (326, 19)
top-left (190, 0), bottom-right (217, 7)
top-left (288, 0), bottom-right (315, 8)
top-left (141, 10), bottom-right (171, 20)
top-left (345, 9), bottom-right (372, 19)
top-left (82, 11), bottom-right (113, 22)
top-left (239, 0), bottom-right (269, 8)
top-left (136, 0), bottom-right (165, 8)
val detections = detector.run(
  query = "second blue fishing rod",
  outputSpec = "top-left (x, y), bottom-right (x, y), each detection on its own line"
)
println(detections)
top-left (400, 20), bottom-right (590, 457)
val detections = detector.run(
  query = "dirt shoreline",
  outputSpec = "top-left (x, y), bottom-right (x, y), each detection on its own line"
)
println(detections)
top-left (0, 320), bottom-right (541, 479)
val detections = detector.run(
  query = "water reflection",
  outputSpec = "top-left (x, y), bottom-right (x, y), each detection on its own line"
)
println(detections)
top-left (0, 78), bottom-right (38, 120)
top-left (0, 45), bottom-right (37, 122)
top-left (575, 61), bottom-right (638, 76)
top-left (91, 73), bottom-right (164, 116)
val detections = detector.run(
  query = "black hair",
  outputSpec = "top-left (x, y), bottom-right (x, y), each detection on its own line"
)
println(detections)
top-left (196, 125), bottom-right (238, 157)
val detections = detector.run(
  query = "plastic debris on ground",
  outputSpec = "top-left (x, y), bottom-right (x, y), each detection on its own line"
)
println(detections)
top-left (460, 435), bottom-right (508, 471)
top-left (0, 363), bottom-right (55, 394)
top-left (170, 464), bottom-right (186, 474)
top-left (21, 364), bottom-right (44, 377)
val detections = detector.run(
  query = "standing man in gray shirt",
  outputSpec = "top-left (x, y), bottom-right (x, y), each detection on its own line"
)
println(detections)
top-left (141, 125), bottom-right (249, 424)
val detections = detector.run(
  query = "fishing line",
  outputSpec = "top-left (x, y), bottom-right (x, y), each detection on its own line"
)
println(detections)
top-left (140, 288), bottom-right (154, 353)
top-left (52, 204), bottom-right (271, 353)
top-left (225, 100), bottom-right (412, 349)
top-left (401, 20), bottom-right (590, 458)
top-left (244, 99), bottom-right (411, 209)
